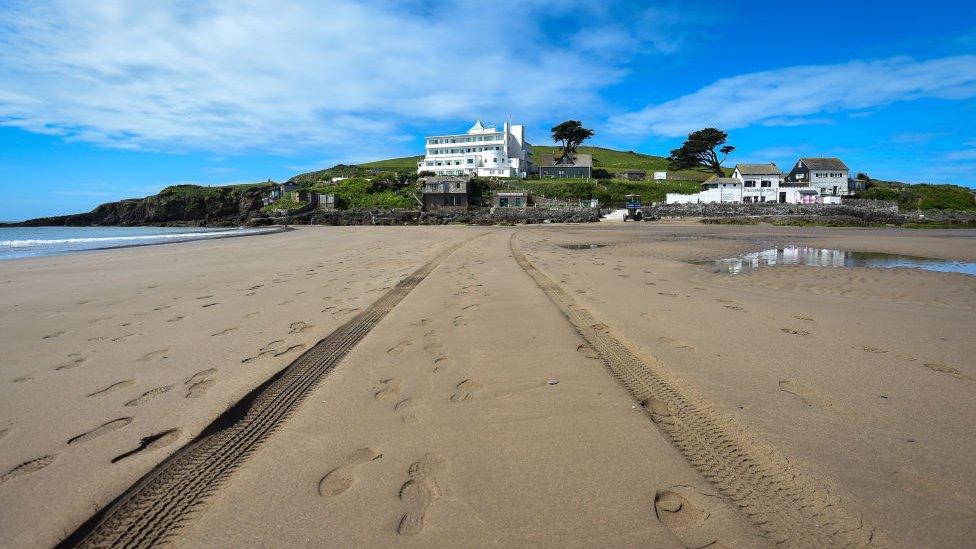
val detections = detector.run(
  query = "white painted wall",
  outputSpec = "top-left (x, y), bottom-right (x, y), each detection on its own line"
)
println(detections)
top-left (418, 121), bottom-right (532, 178)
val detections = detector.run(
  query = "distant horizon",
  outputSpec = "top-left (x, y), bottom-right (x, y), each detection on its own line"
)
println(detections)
top-left (2, 0), bottom-right (975, 219)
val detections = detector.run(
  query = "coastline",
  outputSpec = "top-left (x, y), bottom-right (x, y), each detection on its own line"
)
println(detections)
top-left (0, 225), bottom-right (292, 261)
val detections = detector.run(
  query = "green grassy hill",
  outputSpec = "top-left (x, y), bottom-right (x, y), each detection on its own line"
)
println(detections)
top-left (357, 145), bottom-right (717, 181)
top-left (287, 146), bottom-right (974, 211)
top-left (360, 156), bottom-right (423, 170)
top-left (856, 180), bottom-right (976, 211)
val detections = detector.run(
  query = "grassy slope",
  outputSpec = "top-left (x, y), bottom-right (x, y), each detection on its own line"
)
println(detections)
top-left (358, 145), bottom-right (719, 181)
top-left (359, 156), bottom-right (422, 170)
top-left (857, 180), bottom-right (976, 211)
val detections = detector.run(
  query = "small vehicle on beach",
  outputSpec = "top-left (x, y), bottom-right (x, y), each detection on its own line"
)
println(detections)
top-left (622, 194), bottom-right (643, 221)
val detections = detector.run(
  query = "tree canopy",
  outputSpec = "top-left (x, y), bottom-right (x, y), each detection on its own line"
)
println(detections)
top-left (551, 120), bottom-right (594, 161)
top-left (667, 128), bottom-right (734, 177)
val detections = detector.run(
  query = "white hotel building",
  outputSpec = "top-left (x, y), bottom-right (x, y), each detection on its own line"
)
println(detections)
top-left (417, 119), bottom-right (533, 178)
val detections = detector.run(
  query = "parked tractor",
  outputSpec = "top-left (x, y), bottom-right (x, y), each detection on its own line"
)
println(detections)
top-left (623, 194), bottom-right (643, 221)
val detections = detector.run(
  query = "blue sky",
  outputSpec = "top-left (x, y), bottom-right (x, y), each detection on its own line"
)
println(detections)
top-left (1, 0), bottom-right (975, 220)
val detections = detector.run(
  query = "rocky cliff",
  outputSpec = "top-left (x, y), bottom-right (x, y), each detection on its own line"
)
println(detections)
top-left (9, 184), bottom-right (272, 227)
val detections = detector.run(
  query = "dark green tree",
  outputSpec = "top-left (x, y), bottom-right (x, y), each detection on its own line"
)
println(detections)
top-left (551, 120), bottom-right (595, 162)
top-left (667, 128), bottom-right (734, 177)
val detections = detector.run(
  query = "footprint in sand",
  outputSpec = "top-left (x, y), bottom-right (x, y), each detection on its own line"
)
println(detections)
top-left (124, 385), bottom-right (173, 407)
top-left (778, 380), bottom-right (831, 408)
top-left (242, 340), bottom-right (306, 363)
top-left (923, 363), bottom-right (967, 380)
top-left (781, 328), bottom-right (810, 336)
top-left (857, 345), bottom-right (888, 354)
top-left (0, 455), bottom-right (57, 485)
top-left (87, 379), bottom-right (135, 397)
top-left (210, 327), bottom-right (238, 337)
top-left (111, 428), bottom-right (181, 463)
top-left (137, 349), bottom-right (169, 362)
top-left (793, 315), bottom-right (815, 322)
top-left (654, 487), bottom-right (736, 549)
top-left (577, 344), bottom-right (600, 360)
top-left (167, 316), bottom-right (185, 322)
top-left (450, 379), bottom-right (483, 403)
top-left (185, 369), bottom-right (218, 398)
top-left (394, 398), bottom-right (419, 423)
top-left (374, 378), bottom-right (402, 400)
top-left (396, 455), bottom-right (444, 535)
top-left (657, 336), bottom-right (695, 351)
top-left (724, 305), bottom-right (745, 312)
top-left (318, 447), bottom-right (383, 497)
top-left (42, 331), bottom-right (66, 340)
top-left (387, 340), bottom-right (412, 355)
top-left (452, 316), bottom-right (468, 327)
top-left (67, 417), bottom-right (133, 445)
top-left (288, 321), bottom-right (314, 334)
top-left (55, 357), bottom-right (86, 371)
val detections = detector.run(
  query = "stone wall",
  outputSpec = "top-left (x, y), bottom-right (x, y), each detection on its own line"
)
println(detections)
top-left (646, 201), bottom-right (899, 219)
top-left (247, 207), bottom-right (601, 227)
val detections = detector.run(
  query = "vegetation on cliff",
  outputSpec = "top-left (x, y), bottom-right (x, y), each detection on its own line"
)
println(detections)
top-left (855, 180), bottom-right (976, 211)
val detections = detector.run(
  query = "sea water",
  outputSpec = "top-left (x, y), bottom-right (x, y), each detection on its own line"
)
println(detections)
top-left (0, 226), bottom-right (279, 260)
top-left (704, 246), bottom-right (976, 276)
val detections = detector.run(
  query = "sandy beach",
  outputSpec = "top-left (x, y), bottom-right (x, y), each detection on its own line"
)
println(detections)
top-left (1, 223), bottom-right (974, 548)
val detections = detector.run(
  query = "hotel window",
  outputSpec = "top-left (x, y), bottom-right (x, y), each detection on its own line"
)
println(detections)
top-left (744, 181), bottom-right (756, 187)
top-left (467, 159), bottom-right (473, 164)
top-left (761, 180), bottom-right (771, 187)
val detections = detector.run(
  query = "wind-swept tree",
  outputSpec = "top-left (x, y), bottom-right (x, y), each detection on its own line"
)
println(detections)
top-left (551, 120), bottom-right (595, 162)
top-left (667, 128), bottom-right (734, 177)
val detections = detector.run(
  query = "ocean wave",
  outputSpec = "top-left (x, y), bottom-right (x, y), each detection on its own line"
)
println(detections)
top-left (0, 229), bottom-right (261, 248)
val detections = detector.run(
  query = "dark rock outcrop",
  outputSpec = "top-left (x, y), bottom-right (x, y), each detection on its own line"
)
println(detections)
top-left (8, 184), bottom-right (272, 227)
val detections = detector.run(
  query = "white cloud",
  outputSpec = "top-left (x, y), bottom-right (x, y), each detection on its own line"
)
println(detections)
top-left (0, 0), bottom-right (670, 154)
top-left (608, 55), bottom-right (976, 137)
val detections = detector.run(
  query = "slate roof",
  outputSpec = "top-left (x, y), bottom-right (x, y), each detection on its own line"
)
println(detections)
top-left (735, 163), bottom-right (782, 175)
top-left (536, 153), bottom-right (593, 168)
top-left (799, 157), bottom-right (849, 170)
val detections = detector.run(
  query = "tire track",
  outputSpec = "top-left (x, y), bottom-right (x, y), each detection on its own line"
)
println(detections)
top-left (510, 233), bottom-right (881, 548)
top-left (64, 236), bottom-right (479, 549)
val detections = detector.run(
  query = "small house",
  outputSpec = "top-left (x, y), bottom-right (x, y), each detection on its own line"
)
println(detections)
top-left (537, 153), bottom-right (593, 179)
top-left (316, 193), bottom-right (338, 209)
top-left (422, 175), bottom-right (473, 210)
top-left (493, 191), bottom-right (531, 208)
top-left (269, 182), bottom-right (299, 200)
top-left (784, 158), bottom-right (851, 197)
top-left (733, 163), bottom-right (783, 203)
top-left (616, 170), bottom-right (646, 181)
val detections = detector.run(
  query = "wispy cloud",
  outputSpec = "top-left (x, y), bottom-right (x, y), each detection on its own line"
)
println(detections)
top-left (607, 55), bottom-right (976, 137)
top-left (0, 0), bottom-right (686, 156)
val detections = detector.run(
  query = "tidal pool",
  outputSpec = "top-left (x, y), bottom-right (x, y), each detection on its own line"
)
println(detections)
top-left (703, 246), bottom-right (976, 276)
top-left (559, 243), bottom-right (606, 250)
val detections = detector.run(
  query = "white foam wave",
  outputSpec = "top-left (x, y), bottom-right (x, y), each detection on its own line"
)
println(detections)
top-left (0, 229), bottom-right (267, 248)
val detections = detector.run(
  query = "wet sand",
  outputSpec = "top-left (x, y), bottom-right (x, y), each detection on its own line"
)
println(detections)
top-left (1, 222), bottom-right (974, 547)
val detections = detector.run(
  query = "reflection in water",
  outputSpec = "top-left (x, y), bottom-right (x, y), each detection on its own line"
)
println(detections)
top-left (709, 247), bottom-right (976, 276)
top-left (560, 243), bottom-right (606, 250)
